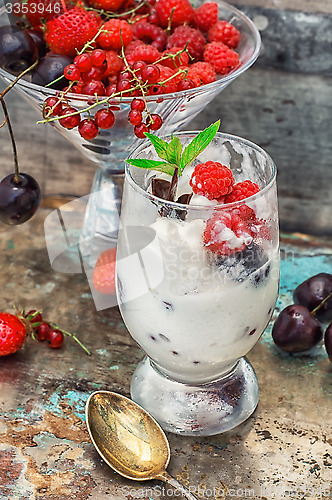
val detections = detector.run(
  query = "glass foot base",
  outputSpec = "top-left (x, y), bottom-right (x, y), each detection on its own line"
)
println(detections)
top-left (130, 357), bottom-right (259, 436)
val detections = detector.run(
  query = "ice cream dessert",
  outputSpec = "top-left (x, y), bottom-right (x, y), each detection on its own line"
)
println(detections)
top-left (117, 123), bottom-right (279, 384)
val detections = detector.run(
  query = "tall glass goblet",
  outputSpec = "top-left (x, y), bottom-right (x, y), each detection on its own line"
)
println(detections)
top-left (116, 131), bottom-right (279, 436)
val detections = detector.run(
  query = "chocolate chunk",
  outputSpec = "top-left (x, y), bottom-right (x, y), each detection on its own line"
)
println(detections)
top-left (151, 178), bottom-right (171, 199)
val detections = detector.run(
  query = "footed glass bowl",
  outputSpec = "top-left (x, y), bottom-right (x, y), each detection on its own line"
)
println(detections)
top-left (0, 1), bottom-right (260, 261)
top-left (116, 131), bottom-right (279, 435)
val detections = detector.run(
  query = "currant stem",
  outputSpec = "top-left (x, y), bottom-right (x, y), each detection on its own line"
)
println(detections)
top-left (50, 323), bottom-right (91, 355)
top-left (311, 292), bottom-right (332, 316)
top-left (0, 97), bottom-right (20, 184)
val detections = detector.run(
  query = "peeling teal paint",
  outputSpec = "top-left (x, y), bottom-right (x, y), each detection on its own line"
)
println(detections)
top-left (7, 239), bottom-right (14, 249)
top-left (109, 365), bottom-right (119, 370)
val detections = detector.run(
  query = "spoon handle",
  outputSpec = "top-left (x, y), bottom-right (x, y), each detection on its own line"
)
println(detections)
top-left (157, 471), bottom-right (198, 500)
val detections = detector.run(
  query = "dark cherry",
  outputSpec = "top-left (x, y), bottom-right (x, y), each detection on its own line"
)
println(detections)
top-left (272, 304), bottom-right (323, 353)
top-left (0, 26), bottom-right (38, 75)
top-left (293, 273), bottom-right (332, 321)
top-left (25, 28), bottom-right (47, 58)
top-left (325, 323), bottom-right (332, 363)
top-left (31, 53), bottom-right (73, 90)
top-left (0, 173), bottom-right (41, 225)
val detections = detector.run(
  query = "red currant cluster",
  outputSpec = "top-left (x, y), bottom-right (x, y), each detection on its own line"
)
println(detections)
top-left (25, 309), bottom-right (90, 353)
top-left (42, 47), bottom-right (165, 140)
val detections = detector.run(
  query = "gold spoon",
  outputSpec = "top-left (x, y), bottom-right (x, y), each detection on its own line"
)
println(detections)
top-left (85, 391), bottom-right (198, 500)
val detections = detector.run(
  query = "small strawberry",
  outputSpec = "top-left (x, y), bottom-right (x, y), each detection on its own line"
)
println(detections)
top-left (0, 312), bottom-right (27, 356)
top-left (44, 6), bottom-right (101, 57)
top-left (92, 247), bottom-right (117, 295)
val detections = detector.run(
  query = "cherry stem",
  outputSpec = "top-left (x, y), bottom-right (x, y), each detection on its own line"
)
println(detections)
top-left (0, 97), bottom-right (20, 183)
top-left (311, 292), bottom-right (332, 316)
top-left (0, 60), bottom-right (39, 184)
top-left (0, 60), bottom-right (38, 99)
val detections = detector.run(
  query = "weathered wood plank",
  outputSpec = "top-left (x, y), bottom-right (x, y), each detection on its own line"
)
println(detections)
top-left (236, 0), bottom-right (332, 15)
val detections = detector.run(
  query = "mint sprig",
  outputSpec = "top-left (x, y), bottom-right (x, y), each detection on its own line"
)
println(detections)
top-left (126, 120), bottom-right (220, 176)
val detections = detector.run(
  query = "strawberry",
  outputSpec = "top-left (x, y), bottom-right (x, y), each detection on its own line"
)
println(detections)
top-left (0, 312), bottom-right (27, 356)
top-left (92, 248), bottom-right (117, 294)
top-left (44, 6), bottom-right (101, 57)
top-left (25, 0), bottom-right (66, 28)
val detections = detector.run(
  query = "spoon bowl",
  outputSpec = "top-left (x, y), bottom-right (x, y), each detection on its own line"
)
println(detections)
top-left (86, 391), bottom-right (198, 499)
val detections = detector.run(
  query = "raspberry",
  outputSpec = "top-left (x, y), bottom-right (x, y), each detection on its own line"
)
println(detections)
top-left (203, 210), bottom-right (254, 255)
top-left (208, 20), bottom-right (240, 49)
top-left (160, 47), bottom-right (189, 69)
top-left (203, 41), bottom-right (240, 74)
top-left (166, 26), bottom-right (206, 61)
top-left (193, 2), bottom-right (219, 33)
top-left (125, 41), bottom-right (160, 65)
top-left (189, 161), bottom-right (234, 200)
top-left (132, 21), bottom-right (167, 52)
top-left (155, 0), bottom-right (194, 28)
top-left (187, 62), bottom-right (216, 85)
top-left (103, 50), bottom-right (123, 77)
top-left (97, 19), bottom-right (133, 50)
top-left (224, 181), bottom-right (260, 203)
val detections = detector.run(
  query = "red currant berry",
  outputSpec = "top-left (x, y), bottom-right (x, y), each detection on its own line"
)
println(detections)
top-left (43, 97), bottom-right (63, 117)
top-left (117, 79), bottom-right (133, 93)
top-left (148, 84), bottom-right (163, 95)
top-left (74, 53), bottom-right (92, 72)
top-left (141, 64), bottom-right (160, 84)
top-left (94, 109), bottom-right (115, 129)
top-left (106, 84), bottom-right (117, 96)
top-left (131, 98), bottom-right (145, 112)
top-left (90, 49), bottom-right (106, 67)
top-left (82, 80), bottom-right (105, 96)
top-left (35, 321), bottom-right (51, 341)
top-left (177, 78), bottom-right (195, 91)
top-left (128, 109), bottom-right (143, 126)
top-left (78, 119), bottom-right (99, 140)
top-left (119, 70), bottom-right (132, 81)
top-left (26, 309), bottom-right (43, 323)
top-left (134, 123), bottom-right (149, 138)
top-left (64, 64), bottom-right (81, 81)
top-left (81, 66), bottom-right (105, 82)
top-left (149, 113), bottom-right (162, 130)
top-left (132, 60), bottom-right (146, 76)
top-left (48, 328), bottom-right (64, 348)
top-left (59, 108), bottom-right (81, 129)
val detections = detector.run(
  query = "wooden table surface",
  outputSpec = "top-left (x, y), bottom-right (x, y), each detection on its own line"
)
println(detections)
top-left (0, 207), bottom-right (331, 500)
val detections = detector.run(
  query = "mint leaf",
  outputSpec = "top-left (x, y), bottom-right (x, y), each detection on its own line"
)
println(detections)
top-left (126, 158), bottom-right (176, 176)
top-left (165, 136), bottom-right (182, 167)
top-left (144, 132), bottom-right (169, 160)
top-left (180, 120), bottom-right (220, 170)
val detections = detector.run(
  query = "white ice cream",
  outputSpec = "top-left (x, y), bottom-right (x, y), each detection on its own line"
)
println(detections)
top-left (117, 216), bottom-right (279, 384)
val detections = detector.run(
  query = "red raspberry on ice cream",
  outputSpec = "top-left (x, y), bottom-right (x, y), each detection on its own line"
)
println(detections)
top-left (190, 161), bottom-right (234, 200)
